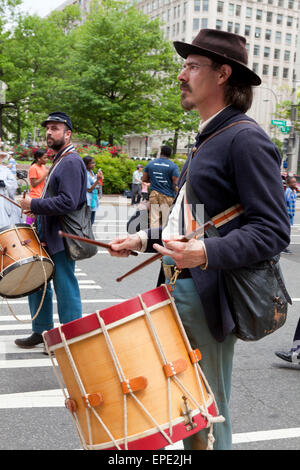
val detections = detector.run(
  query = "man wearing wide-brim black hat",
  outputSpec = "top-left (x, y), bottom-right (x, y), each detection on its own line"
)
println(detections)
top-left (107, 29), bottom-right (290, 449)
top-left (16, 111), bottom-right (87, 354)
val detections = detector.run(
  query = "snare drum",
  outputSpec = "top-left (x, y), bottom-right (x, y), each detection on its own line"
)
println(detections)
top-left (44, 285), bottom-right (223, 450)
top-left (0, 224), bottom-right (54, 299)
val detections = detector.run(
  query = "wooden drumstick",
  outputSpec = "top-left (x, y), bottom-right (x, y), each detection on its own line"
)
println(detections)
top-left (116, 220), bottom-right (213, 282)
top-left (0, 193), bottom-right (22, 209)
top-left (58, 231), bottom-right (139, 257)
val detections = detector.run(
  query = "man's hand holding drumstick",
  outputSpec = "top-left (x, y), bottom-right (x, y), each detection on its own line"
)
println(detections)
top-left (20, 194), bottom-right (35, 219)
top-left (109, 234), bottom-right (208, 270)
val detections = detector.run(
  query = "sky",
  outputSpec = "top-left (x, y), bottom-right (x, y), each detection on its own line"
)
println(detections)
top-left (19, 0), bottom-right (65, 17)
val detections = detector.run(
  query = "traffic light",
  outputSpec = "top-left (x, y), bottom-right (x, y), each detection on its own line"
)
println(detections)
top-left (282, 138), bottom-right (289, 154)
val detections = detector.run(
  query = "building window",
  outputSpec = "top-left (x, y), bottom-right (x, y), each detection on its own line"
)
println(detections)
top-left (274, 48), bottom-right (280, 59)
top-left (277, 13), bottom-right (283, 24)
top-left (256, 9), bottom-right (262, 20)
top-left (283, 68), bottom-right (289, 78)
top-left (244, 25), bottom-right (251, 36)
top-left (236, 4), bottom-right (241, 16)
top-left (246, 7), bottom-right (252, 18)
top-left (217, 1), bottom-right (224, 12)
top-left (287, 16), bottom-right (293, 26)
top-left (228, 3), bottom-right (234, 15)
top-left (183, 2), bottom-right (187, 15)
top-left (275, 31), bottom-right (282, 43)
top-left (234, 23), bottom-right (240, 34)
top-left (201, 17), bottom-right (208, 27)
top-left (286, 33), bottom-right (292, 45)
top-left (263, 64), bottom-right (269, 75)
top-left (254, 44), bottom-right (260, 56)
top-left (265, 29), bottom-right (271, 40)
top-left (253, 63), bottom-right (259, 73)
top-left (288, 0), bottom-right (294, 7)
top-left (273, 66), bottom-right (279, 77)
top-left (264, 46), bottom-right (271, 58)
top-left (194, 0), bottom-right (200, 12)
top-left (203, 0), bottom-right (209, 11)
top-left (182, 20), bottom-right (186, 32)
top-left (266, 11), bottom-right (273, 22)
top-left (227, 21), bottom-right (233, 32)
top-left (255, 27), bottom-right (261, 38)
top-left (193, 18), bottom-right (199, 30)
top-left (278, 0), bottom-right (284, 5)
top-left (216, 19), bottom-right (223, 29)
top-left (284, 50), bottom-right (290, 61)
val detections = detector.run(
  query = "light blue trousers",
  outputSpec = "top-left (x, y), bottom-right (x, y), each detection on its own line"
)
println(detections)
top-left (164, 261), bottom-right (236, 450)
top-left (28, 250), bottom-right (82, 334)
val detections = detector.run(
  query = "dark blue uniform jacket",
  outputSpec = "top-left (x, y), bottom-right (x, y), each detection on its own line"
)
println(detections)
top-left (145, 106), bottom-right (290, 341)
top-left (31, 151), bottom-right (87, 256)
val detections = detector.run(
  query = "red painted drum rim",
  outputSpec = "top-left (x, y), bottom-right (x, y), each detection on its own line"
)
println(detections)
top-left (44, 285), bottom-right (170, 348)
top-left (91, 404), bottom-right (217, 450)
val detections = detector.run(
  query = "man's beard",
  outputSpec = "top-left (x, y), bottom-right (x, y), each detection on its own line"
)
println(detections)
top-left (180, 84), bottom-right (195, 111)
top-left (47, 136), bottom-right (66, 151)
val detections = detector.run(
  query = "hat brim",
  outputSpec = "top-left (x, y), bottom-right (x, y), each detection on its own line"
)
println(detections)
top-left (41, 117), bottom-right (72, 131)
top-left (174, 41), bottom-right (261, 86)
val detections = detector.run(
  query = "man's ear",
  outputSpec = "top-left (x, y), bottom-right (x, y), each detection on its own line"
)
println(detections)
top-left (217, 64), bottom-right (232, 84)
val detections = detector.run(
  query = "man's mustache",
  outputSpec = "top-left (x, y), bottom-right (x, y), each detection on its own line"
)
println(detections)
top-left (180, 83), bottom-right (192, 92)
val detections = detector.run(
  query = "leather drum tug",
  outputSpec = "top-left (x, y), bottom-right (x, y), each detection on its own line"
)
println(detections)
top-left (43, 285), bottom-right (224, 451)
top-left (0, 224), bottom-right (54, 299)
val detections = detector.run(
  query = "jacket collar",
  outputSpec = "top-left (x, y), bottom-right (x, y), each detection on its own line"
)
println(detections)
top-left (199, 106), bottom-right (252, 137)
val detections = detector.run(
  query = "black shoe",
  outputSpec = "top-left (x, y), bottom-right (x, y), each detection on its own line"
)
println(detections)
top-left (282, 248), bottom-right (293, 254)
top-left (275, 349), bottom-right (300, 364)
top-left (15, 333), bottom-right (44, 349)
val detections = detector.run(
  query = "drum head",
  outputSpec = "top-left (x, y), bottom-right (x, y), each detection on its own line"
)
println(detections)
top-left (0, 257), bottom-right (54, 298)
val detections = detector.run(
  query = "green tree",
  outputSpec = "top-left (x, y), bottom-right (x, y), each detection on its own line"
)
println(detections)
top-left (64, 0), bottom-right (175, 145)
top-left (0, 6), bottom-right (80, 142)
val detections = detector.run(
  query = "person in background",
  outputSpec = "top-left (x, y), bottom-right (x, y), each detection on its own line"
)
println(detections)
top-left (83, 156), bottom-right (101, 225)
top-left (0, 150), bottom-right (21, 226)
top-left (97, 168), bottom-right (104, 198)
top-left (131, 164), bottom-right (143, 205)
top-left (143, 145), bottom-right (179, 227)
top-left (26, 149), bottom-right (49, 225)
top-left (16, 111), bottom-right (85, 353)
top-left (141, 180), bottom-right (150, 201)
top-left (275, 319), bottom-right (300, 365)
top-left (6, 152), bottom-right (17, 177)
top-left (282, 175), bottom-right (297, 254)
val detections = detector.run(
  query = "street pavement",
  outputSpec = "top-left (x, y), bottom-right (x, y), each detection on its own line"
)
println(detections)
top-left (0, 195), bottom-right (299, 451)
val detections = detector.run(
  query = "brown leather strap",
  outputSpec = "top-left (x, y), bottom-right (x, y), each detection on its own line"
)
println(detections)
top-left (181, 120), bottom-right (257, 183)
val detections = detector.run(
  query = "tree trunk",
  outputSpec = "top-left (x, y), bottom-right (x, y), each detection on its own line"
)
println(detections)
top-left (0, 104), bottom-right (2, 139)
top-left (16, 106), bottom-right (21, 144)
top-left (173, 128), bottom-right (179, 155)
top-left (109, 134), bottom-right (114, 146)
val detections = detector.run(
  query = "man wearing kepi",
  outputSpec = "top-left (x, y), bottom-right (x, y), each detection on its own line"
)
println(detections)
top-left (108, 29), bottom-right (290, 450)
top-left (15, 112), bottom-right (86, 351)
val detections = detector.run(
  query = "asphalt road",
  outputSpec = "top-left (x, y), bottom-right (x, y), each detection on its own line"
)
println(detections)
top-left (0, 196), bottom-right (299, 452)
